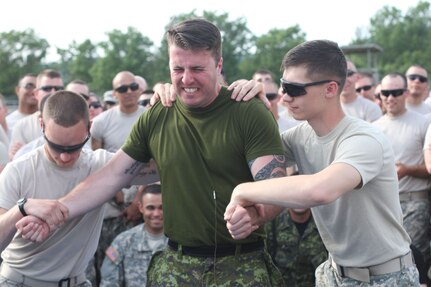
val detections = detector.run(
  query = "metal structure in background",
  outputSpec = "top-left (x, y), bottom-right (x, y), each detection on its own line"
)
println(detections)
top-left (341, 43), bottom-right (383, 83)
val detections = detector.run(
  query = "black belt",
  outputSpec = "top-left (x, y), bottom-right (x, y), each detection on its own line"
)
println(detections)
top-left (168, 239), bottom-right (264, 257)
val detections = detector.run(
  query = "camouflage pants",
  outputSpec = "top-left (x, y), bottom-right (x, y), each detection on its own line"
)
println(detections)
top-left (315, 260), bottom-right (420, 286)
top-left (400, 199), bottom-right (430, 264)
top-left (0, 276), bottom-right (92, 287)
top-left (146, 248), bottom-right (284, 286)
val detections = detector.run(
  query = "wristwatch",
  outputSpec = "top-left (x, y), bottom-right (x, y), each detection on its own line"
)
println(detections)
top-left (17, 198), bottom-right (28, 217)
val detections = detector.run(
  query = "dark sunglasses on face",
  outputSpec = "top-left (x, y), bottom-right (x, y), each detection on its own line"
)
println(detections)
top-left (407, 74), bottom-right (428, 83)
top-left (21, 83), bottom-right (36, 90)
top-left (355, 85), bottom-right (372, 93)
top-left (347, 70), bottom-right (356, 77)
top-left (380, 89), bottom-right (405, 97)
top-left (89, 102), bottom-right (102, 109)
top-left (265, 93), bottom-right (278, 101)
top-left (138, 99), bottom-right (151, 106)
top-left (39, 85), bottom-right (64, 92)
top-left (280, 78), bottom-right (339, 97)
top-left (114, 82), bottom-right (139, 93)
top-left (44, 132), bottom-right (91, 154)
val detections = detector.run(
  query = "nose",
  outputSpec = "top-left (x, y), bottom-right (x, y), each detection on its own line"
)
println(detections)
top-left (182, 70), bottom-right (194, 85)
top-left (282, 92), bottom-right (294, 103)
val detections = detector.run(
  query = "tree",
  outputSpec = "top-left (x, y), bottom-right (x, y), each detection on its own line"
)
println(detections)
top-left (90, 27), bottom-right (154, 94)
top-left (239, 26), bottom-right (306, 80)
top-left (354, 1), bottom-right (431, 76)
top-left (57, 40), bottom-right (99, 87)
top-left (0, 29), bottom-right (49, 96)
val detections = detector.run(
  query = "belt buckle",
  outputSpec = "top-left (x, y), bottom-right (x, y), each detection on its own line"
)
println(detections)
top-left (58, 278), bottom-right (71, 287)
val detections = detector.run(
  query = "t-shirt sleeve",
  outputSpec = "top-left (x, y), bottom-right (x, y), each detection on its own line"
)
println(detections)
top-left (122, 112), bottom-right (151, 163)
top-left (240, 100), bottom-right (284, 161)
top-left (0, 164), bottom-right (22, 210)
top-left (332, 134), bottom-right (384, 187)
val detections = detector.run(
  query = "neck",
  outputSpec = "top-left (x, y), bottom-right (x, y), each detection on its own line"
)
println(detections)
top-left (406, 95), bottom-right (424, 106)
top-left (119, 104), bottom-right (139, 114)
top-left (288, 209), bottom-right (311, 223)
top-left (308, 105), bottom-right (345, 137)
top-left (19, 103), bottom-right (38, 115)
top-left (340, 92), bottom-right (357, 104)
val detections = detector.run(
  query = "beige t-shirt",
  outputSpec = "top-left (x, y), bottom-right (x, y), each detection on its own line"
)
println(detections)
top-left (0, 146), bottom-right (112, 281)
top-left (373, 110), bottom-right (430, 192)
top-left (281, 116), bottom-right (410, 267)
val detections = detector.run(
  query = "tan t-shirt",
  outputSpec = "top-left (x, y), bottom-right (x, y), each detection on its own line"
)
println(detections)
top-left (0, 146), bottom-right (112, 281)
top-left (281, 116), bottom-right (410, 267)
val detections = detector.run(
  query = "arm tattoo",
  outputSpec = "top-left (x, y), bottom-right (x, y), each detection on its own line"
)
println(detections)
top-left (124, 161), bottom-right (141, 175)
top-left (249, 155), bottom-right (286, 181)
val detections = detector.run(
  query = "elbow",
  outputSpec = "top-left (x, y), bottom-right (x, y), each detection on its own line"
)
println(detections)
top-left (306, 185), bottom-right (338, 206)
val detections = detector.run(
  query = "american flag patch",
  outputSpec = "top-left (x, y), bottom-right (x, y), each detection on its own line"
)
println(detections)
top-left (105, 246), bottom-right (119, 263)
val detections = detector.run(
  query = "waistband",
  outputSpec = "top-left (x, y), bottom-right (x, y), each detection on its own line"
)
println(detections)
top-left (168, 239), bottom-right (264, 258)
top-left (399, 189), bottom-right (429, 202)
top-left (0, 264), bottom-right (87, 287)
top-left (330, 252), bottom-right (414, 283)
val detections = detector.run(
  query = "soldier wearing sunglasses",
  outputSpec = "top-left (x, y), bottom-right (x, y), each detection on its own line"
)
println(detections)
top-left (9, 69), bottom-right (64, 160)
top-left (339, 60), bottom-right (382, 123)
top-left (405, 65), bottom-right (431, 115)
top-left (225, 40), bottom-right (419, 286)
top-left (354, 72), bottom-right (376, 102)
top-left (373, 72), bottom-right (431, 273)
top-left (6, 73), bottom-right (38, 134)
top-left (0, 91), bottom-right (113, 287)
top-left (90, 70), bottom-right (147, 284)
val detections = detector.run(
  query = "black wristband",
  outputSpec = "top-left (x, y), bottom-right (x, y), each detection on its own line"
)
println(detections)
top-left (17, 198), bottom-right (28, 217)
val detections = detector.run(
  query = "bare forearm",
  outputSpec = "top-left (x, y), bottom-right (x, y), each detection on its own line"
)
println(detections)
top-left (0, 207), bottom-right (22, 251)
top-left (61, 150), bottom-right (142, 219)
top-left (404, 164), bottom-right (431, 178)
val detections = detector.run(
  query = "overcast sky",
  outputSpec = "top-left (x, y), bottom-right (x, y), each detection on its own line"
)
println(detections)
top-left (0, 0), bottom-right (415, 60)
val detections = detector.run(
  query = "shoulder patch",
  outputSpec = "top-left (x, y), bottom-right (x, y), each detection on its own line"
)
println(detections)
top-left (105, 246), bottom-right (119, 263)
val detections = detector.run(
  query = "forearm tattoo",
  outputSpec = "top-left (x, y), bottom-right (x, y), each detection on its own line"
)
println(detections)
top-left (124, 161), bottom-right (141, 175)
top-left (250, 155), bottom-right (286, 181)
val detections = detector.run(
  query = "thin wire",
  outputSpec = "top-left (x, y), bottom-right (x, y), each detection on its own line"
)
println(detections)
top-left (213, 190), bottom-right (217, 285)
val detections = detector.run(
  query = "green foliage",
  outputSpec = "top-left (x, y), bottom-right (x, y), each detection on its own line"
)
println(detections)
top-left (239, 26), bottom-right (306, 80)
top-left (0, 29), bottom-right (48, 96)
top-left (2, 2), bottom-right (430, 98)
top-left (356, 1), bottom-right (431, 77)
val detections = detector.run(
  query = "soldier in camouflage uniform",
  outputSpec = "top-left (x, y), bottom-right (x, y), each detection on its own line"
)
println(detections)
top-left (265, 208), bottom-right (327, 286)
top-left (100, 184), bottom-right (167, 287)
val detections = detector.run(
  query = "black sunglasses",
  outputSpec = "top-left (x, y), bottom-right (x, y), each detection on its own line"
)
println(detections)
top-left (89, 102), bottom-right (102, 109)
top-left (138, 99), bottom-right (151, 106)
top-left (44, 132), bottom-right (91, 154)
top-left (355, 85), bottom-right (372, 93)
top-left (114, 82), bottom-right (139, 93)
top-left (39, 85), bottom-right (64, 92)
top-left (380, 89), bottom-right (405, 97)
top-left (347, 70), bottom-right (356, 77)
top-left (407, 74), bottom-right (428, 83)
top-left (265, 93), bottom-right (278, 101)
top-left (280, 79), bottom-right (339, 97)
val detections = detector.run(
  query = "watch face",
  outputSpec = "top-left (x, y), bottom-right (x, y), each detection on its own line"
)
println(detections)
top-left (18, 198), bottom-right (27, 205)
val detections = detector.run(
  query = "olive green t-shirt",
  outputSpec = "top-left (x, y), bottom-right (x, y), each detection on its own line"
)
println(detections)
top-left (122, 87), bottom-right (283, 246)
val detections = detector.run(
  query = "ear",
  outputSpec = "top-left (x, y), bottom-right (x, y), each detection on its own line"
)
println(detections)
top-left (39, 115), bottom-right (44, 130)
top-left (325, 81), bottom-right (339, 98)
